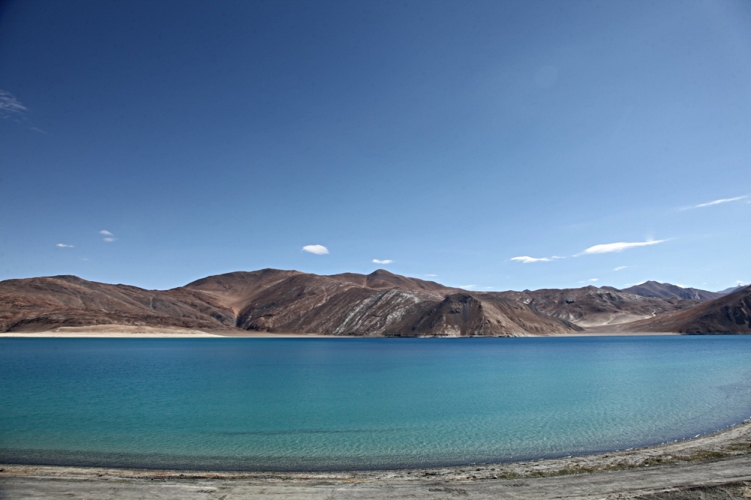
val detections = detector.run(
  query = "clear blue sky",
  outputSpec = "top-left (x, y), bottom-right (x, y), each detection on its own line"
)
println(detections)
top-left (1, 0), bottom-right (749, 292)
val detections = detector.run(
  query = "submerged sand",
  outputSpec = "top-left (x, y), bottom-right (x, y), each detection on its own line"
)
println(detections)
top-left (2, 419), bottom-right (751, 499)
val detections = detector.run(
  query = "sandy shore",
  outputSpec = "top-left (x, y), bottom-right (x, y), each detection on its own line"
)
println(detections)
top-left (0, 325), bottom-right (341, 338)
top-left (0, 325), bottom-right (678, 338)
top-left (546, 331), bottom-right (680, 337)
top-left (3, 419), bottom-right (751, 499)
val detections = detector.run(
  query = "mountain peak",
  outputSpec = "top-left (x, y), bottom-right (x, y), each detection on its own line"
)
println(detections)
top-left (621, 281), bottom-right (719, 301)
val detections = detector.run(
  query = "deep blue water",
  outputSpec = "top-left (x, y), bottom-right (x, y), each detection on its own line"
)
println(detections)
top-left (1, 336), bottom-right (751, 471)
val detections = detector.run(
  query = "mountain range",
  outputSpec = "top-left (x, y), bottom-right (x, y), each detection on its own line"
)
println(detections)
top-left (1, 269), bottom-right (749, 335)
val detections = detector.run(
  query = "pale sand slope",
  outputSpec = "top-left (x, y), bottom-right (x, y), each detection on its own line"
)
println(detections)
top-left (2, 420), bottom-right (751, 499)
top-left (0, 325), bottom-right (340, 338)
top-left (1, 325), bottom-right (678, 338)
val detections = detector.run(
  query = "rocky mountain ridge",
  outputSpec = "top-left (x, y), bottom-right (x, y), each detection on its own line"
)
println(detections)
top-left (620, 285), bottom-right (751, 334)
top-left (1, 270), bottom-right (748, 335)
top-left (0, 270), bottom-right (576, 336)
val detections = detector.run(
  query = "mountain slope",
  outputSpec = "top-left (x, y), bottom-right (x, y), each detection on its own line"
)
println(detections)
top-left (0, 270), bottom-right (581, 336)
top-left (0, 275), bottom-right (236, 332)
top-left (188, 270), bottom-right (577, 337)
top-left (491, 286), bottom-right (699, 327)
top-left (621, 285), bottom-right (751, 334)
top-left (621, 281), bottom-right (721, 301)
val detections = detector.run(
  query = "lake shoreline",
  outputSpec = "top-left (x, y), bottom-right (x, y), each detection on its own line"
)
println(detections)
top-left (0, 327), bottom-right (682, 338)
top-left (3, 419), bottom-right (751, 498)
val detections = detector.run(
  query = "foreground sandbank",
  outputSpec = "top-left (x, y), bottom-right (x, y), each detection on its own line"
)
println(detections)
top-left (3, 420), bottom-right (751, 499)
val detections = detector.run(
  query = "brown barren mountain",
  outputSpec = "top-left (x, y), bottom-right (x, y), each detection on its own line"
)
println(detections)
top-left (490, 286), bottom-right (700, 327)
top-left (0, 269), bottom-right (578, 336)
top-left (0, 275), bottom-right (236, 332)
top-left (183, 269), bottom-right (577, 336)
top-left (621, 280), bottom-right (722, 301)
top-left (620, 285), bottom-right (751, 334)
top-left (2, 269), bottom-right (747, 335)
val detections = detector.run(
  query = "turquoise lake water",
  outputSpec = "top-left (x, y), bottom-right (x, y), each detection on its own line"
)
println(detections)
top-left (1, 336), bottom-right (751, 471)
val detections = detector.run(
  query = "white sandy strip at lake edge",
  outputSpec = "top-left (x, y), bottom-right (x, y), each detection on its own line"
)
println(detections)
top-left (0, 325), bottom-right (679, 338)
top-left (546, 330), bottom-right (680, 337)
top-left (0, 325), bottom-right (342, 338)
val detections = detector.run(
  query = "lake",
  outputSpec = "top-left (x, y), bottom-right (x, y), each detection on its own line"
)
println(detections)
top-left (1, 336), bottom-right (750, 471)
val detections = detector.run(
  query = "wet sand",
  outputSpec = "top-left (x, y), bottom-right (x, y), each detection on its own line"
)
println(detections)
top-left (3, 419), bottom-right (751, 499)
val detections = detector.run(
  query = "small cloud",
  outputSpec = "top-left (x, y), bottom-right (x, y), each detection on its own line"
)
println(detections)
top-left (425, 274), bottom-right (438, 277)
top-left (302, 244), bottom-right (329, 255)
top-left (692, 196), bottom-right (746, 209)
top-left (578, 278), bottom-right (599, 284)
top-left (99, 230), bottom-right (116, 242)
top-left (0, 90), bottom-right (27, 119)
top-left (55, 243), bottom-right (74, 248)
top-left (372, 259), bottom-right (393, 265)
top-left (580, 239), bottom-right (667, 255)
top-left (459, 284), bottom-right (476, 289)
top-left (589, 278), bottom-right (599, 282)
top-left (511, 255), bottom-right (562, 264)
top-left (483, 286), bottom-right (495, 290)
top-left (614, 266), bottom-right (627, 271)
top-left (738, 280), bottom-right (746, 286)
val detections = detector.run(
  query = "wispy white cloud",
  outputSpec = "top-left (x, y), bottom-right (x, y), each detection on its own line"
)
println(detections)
top-left (56, 243), bottom-right (74, 248)
top-left (98, 230), bottom-right (117, 242)
top-left (578, 278), bottom-right (599, 284)
top-left (302, 244), bottom-right (329, 255)
top-left (372, 259), bottom-right (393, 265)
top-left (614, 266), bottom-right (627, 271)
top-left (511, 255), bottom-right (562, 264)
top-left (459, 284), bottom-right (476, 289)
top-left (0, 90), bottom-right (27, 119)
top-left (580, 239), bottom-right (666, 255)
top-left (424, 274), bottom-right (438, 277)
top-left (693, 196), bottom-right (746, 209)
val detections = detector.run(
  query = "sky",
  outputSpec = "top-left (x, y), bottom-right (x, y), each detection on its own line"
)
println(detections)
top-left (1, 0), bottom-right (750, 292)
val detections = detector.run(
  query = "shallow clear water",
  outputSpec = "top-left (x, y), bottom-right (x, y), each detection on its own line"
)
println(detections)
top-left (1, 336), bottom-right (750, 470)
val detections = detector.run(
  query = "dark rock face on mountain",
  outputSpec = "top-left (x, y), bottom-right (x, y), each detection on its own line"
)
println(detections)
top-left (621, 281), bottom-right (721, 301)
top-left (0, 269), bottom-right (579, 336)
top-left (491, 287), bottom-right (699, 327)
top-left (622, 286), bottom-right (751, 334)
top-left (389, 293), bottom-right (582, 337)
